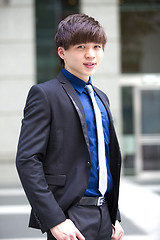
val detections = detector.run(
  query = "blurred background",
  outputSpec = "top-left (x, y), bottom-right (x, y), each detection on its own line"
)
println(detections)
top-left (0, 0), bottom-right (160, 239)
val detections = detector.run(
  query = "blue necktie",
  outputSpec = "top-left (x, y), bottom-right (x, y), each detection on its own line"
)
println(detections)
top-left (85, 84), bottom-right (107, 196)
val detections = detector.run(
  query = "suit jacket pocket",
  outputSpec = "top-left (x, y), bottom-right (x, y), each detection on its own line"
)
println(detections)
top-left (45, 174), bottom-right (66, 186)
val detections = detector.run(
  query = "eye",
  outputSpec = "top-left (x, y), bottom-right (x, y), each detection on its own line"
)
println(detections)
top-left (94, 44), bottom-right (102, 49)
top-left (77, 45), bottom-right (85, 49)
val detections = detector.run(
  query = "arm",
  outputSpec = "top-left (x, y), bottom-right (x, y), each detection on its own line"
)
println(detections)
top-left (16, 85), bottom-right (66, 232)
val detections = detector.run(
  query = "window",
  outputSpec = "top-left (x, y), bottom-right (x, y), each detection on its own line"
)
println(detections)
top-left (142, 145), bottom-right (160, 170)
top-left (120, 0), bottom-right (160, 73)
top-left (141, 90), bottom-right (160, 134)
top-left (122, 86), bottom-right (134, 134)
top-left (121, 86), bottom-right (135, 175)
top-left (35, 0), bottom-right (79, 83)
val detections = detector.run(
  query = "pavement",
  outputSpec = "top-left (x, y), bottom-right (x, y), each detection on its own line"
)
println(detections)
top-left (119, 176), bottom-right (160, 240)
top-left (0, 175), bottom-right (160, 240)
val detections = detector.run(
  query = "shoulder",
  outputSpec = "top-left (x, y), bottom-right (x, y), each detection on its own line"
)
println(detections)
top-left (33, 78), bottom-right (59, 93)
top-left (28, 72), bottom-right (65, 98)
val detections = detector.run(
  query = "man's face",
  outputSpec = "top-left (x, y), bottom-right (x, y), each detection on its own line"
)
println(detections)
top-left (58, 42), bottom-right (104, 82)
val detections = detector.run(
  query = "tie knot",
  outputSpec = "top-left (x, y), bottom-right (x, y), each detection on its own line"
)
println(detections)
top-left (85, 84), bottom-right (94, 95)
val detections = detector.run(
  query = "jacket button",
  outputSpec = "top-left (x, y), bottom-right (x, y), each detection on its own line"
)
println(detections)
top-left (87, 161), bottom-right (91, 167)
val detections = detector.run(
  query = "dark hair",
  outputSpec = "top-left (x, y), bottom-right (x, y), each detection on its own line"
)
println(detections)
top-left (55, 14), bottom-right (107, 65)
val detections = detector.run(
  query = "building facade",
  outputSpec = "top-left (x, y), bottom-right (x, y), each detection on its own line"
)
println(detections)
top-left (0, 0), bottom-right (160, 184)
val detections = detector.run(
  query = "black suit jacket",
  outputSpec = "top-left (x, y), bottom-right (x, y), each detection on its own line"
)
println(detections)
top-left (16, 72), bottom-right (121, 233)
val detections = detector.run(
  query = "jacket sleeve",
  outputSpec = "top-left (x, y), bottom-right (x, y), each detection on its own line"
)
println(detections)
top-left (16, 85), bottom-right (66, 233)
top-left (116, 208), bottom-right (121, 222)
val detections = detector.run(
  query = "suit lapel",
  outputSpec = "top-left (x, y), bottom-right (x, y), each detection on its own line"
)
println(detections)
top-left (57, 72), bottom-right (90, 154)
top-left (94, 86), bottom-right (121, 169)
top-left (93, 86), bottom-right (113, 123)
top-left (93, 86), bottom-right (118, 147)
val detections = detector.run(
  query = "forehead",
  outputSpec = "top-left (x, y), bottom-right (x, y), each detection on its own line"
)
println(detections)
top-left (71, 42), bottom-right (103, 47)
top-left (75, 42), bottom-right (102, 45)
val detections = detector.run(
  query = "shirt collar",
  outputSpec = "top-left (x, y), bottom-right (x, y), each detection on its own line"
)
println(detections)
top-left (62, 68), bottom-right (92, 94)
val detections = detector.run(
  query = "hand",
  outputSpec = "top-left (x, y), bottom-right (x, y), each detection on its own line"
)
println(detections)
top-left (111, 220), bottom-right (124, 240)
top-left (50, 219), bottom-right (85, 240)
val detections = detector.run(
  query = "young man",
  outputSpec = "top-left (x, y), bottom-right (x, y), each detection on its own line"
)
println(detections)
top-left (16, 14), bottom-right (124, 240)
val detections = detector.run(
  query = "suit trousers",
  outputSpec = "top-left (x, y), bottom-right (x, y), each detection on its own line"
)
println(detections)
top-left (47, 201), bottom-right (112, 240)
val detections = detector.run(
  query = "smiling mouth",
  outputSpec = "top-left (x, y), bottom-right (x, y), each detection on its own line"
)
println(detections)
top-left (84, 63), bottom-right (96, 68)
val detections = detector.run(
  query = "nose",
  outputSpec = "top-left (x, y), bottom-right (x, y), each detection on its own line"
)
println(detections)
top-left (85, 48), bottom-right (95, 59)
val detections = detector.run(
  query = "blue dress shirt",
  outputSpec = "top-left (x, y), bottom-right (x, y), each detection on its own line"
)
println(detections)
top-left (62, 68), bottom-right (113, 196)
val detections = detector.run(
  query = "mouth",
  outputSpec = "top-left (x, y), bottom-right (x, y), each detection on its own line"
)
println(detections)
top-left (84, 62), bottom-right (96, 69)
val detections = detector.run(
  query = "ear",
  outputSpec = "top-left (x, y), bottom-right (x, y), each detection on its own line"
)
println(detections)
top-left (58, 47), bottom-right (65, 60)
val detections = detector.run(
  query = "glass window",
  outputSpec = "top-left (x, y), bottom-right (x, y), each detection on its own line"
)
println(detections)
top-left (121, 86), bottom-right (136, 175)
top-left (35, 0), bottom-right (79, 83)
top-left (142, 145), bottom-right (160, 170)
top-left (121, 86), bottom-right (134, 134)
top-left (141, 89), bottom-right (160, 134)
top-left (120, 0), bottom-right (160, 73)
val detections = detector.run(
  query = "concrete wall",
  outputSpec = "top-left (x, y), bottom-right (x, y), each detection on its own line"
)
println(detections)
top-left (0, 0), bottom-right (121, 184)
top-left (80, 0), bottom-right (121, 136)
top-left (0, 0), bottom-right (35, 184)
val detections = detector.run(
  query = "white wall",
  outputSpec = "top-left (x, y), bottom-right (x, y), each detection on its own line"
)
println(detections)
top-left (0, 0), bottom-right (35, 184)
